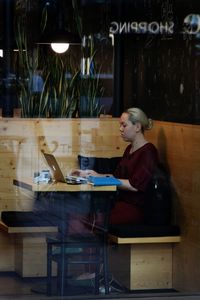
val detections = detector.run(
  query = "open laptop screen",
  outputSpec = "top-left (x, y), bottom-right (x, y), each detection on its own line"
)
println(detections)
top-left (43, 152), bottom-right (66, 183)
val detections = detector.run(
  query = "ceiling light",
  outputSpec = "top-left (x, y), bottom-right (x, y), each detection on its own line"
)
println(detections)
top-left (39, 0), bottom-right (81, 53)
top-left (51, 43), bottom-right (69, 53)
top-left (38, 30), bottom-right (81, 53)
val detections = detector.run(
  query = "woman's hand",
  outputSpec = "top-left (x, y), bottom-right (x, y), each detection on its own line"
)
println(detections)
top-left (70, 169), bottom-right (99, 178)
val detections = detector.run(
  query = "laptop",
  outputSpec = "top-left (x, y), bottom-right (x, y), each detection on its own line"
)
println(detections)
top-left (42, 152), bottom-right (87, 184)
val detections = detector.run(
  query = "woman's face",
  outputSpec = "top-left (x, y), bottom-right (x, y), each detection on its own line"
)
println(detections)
top-left (119, 112), bottom-right (140, 142)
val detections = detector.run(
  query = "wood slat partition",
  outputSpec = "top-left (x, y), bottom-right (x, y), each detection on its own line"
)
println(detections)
top-left (0, 118), bottom-right (199, 291)
top-left (145, 121), bottom-right (200, 292)
top-left (0, 118), bottom-right (127, 212)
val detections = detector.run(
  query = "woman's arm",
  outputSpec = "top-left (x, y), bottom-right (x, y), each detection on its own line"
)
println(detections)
top-left (70, 169), bottom-right (113, 178)
top-left (70, 169), bottom-right (138, 191)
top-left (117, 179), bottom-right (138, 191)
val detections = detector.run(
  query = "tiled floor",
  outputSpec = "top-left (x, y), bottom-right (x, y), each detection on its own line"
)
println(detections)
top-left (0, 272), bottom-right (200, 300)
top-left (0, 272), bottom-right (123, 299)
top-left (0, 272), bottom-right (46, 297)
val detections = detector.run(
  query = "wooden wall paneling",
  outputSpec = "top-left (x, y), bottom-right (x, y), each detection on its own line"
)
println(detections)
top-left (15, 235), bottom-right (49, 277)
top-left (130, 244), bottom-right (173, 290)
top-left (146, 121), bottom-right (200, 292)
top-left (0, 231), bottom-right (15, 272)
top-left (109, 243), bottom-right (173, 290)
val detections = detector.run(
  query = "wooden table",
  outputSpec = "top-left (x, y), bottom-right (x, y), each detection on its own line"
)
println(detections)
top-left (13, 178), bottom-right (117, 192)
top-left (8, 179), bottom-right (116, 277)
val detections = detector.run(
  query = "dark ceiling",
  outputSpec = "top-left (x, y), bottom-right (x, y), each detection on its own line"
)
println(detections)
top-left (1, 0), bottom-right (200, 48)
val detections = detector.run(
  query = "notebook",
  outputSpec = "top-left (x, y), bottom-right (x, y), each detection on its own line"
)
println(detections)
top-left (88, 176), bottom-right (122, 186)
top-left (42, 152), bottom-right (87, 184)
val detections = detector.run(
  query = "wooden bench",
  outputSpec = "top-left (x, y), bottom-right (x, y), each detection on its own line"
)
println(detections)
top-left (108, 233), bottom-right (181, 291)
top-left (0, 221), bottom-right (58, 277)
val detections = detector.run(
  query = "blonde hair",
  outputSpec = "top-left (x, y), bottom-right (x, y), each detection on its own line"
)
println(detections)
top-left (126, 107), bottom-right (153, 131)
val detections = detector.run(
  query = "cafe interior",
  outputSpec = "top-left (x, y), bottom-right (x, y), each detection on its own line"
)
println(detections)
top-left (0, 0), bottom-right (200, 299)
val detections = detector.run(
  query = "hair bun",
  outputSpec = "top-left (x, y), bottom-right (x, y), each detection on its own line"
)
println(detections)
top-left (126, 107), bottom-right (153, 131)
top-left (146, 118), bottom-right (153, 130)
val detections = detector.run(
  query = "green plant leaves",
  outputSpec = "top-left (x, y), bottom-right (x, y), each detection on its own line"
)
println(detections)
top-left (15, 0), bottom-right (105, 118)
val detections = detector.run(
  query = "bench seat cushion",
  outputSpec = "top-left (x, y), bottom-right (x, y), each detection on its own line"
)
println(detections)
top-left (1, 211), bottom-right (57, 227)
top-left (109, 224), bottom-right (180, 238)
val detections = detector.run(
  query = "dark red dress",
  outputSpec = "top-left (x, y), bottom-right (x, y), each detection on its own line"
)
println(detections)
top-left (110, 143), bottom-right (159, 224)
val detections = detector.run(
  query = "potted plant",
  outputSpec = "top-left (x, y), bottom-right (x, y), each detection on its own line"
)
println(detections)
top-left (14, 0), bottom-right (105, 118)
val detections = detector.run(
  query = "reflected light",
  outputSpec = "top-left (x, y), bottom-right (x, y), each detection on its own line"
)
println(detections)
top-left (13, 49), bottom-right (26, 52)
top-left (0, 49), bottom-right (3, 57)
top-left (109, 33), bottom-right (114, 46)
top-left (50, 43), bottom-right (69, 53)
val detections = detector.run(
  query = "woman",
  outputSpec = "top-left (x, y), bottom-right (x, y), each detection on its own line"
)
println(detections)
top-left (70, 108), bottom-right (159, 282)
top-left (72, 107), bottom-right (159, 225)
top-left (109, 107), bottom-right (159, 224)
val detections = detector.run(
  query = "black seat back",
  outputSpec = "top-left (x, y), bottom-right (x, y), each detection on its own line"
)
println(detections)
top-left (144, 163), bottom-right (172, 226)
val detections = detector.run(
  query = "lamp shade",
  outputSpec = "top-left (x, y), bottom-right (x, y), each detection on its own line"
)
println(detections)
top-left (38, 30), bottom-right (81, 45)
top-left (37, 30), bottom-right (81, 53)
